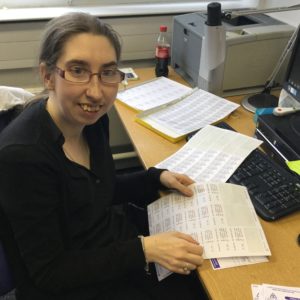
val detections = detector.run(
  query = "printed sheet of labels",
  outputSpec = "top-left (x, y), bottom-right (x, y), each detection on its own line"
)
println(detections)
top-left (148, 183), bottom-right (271, 281)
top-left (140, 88), bottom-right (239, 136)
top-left (156, 125), bottom-right (262, 183)
top-left (117, 77), bottom-right (191, 111)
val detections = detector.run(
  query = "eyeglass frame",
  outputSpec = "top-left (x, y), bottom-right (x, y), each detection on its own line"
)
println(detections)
top-left (55, 66), bottom-right (126, 85)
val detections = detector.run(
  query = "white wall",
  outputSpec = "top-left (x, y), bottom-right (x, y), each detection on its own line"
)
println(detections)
top-left (259, 0), bottom-right (300, 27)
top-left (267, 11), bottom-right (300, 27)
top-left (258, 0), bottom-right (300, 9)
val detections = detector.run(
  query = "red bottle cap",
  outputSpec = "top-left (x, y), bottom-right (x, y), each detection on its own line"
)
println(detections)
top-left (160, 25), bottom-right (167, 32)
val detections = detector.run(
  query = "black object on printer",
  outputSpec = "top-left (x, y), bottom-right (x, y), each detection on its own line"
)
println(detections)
top-left (206, 2), bottom-right (222, 26)
top-left (255, 112), bottom-right (300, 165)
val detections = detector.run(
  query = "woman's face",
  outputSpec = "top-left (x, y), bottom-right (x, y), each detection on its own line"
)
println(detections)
top-left (46, 33), bottom-right (119, 128)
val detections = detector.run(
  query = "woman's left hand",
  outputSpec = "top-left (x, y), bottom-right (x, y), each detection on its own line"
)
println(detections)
top-left (160, 171), bottom-right (195, 197)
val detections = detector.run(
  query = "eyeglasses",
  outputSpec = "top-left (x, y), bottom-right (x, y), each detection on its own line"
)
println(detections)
top-left (55, 66), bottom-right (125, 84)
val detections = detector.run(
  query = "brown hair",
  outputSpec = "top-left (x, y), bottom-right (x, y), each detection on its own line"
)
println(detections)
top-left (39, 12), bottom-right (122, 73)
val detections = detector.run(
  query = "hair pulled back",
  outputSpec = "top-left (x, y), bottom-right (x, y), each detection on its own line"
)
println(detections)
top-left (39, 12), bottom-right (121, 72)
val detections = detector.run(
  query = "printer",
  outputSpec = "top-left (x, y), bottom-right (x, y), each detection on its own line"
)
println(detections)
top-left (171, 12), bottom-right (294, 95)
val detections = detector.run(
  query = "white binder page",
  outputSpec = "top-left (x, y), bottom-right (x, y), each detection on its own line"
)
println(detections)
top-left (156, 125), bottom-right (262, 183)
top-left (148, 183), bottom-right (271, 281)
top-left (139, 89), bottom-right (239, 137)
top-left (116, 77), bottom-right (191, 111)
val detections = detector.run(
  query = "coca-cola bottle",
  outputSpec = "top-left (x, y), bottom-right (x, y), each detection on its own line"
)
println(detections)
top-left (155, 25), bottom-right (170, 77)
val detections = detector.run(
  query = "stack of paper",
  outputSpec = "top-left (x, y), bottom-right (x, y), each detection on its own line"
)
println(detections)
top-left (148, 125), bottom-right (270, 280)
top-left (117, 77), bottom-right (239, 142)
top-left (148, 183), bottom-right (271, 281)
top-left (117, 77), bottom-right (192, 112)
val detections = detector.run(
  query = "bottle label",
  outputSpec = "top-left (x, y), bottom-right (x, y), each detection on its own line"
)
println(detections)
top-left (155, 46), bottom-right (169, 59)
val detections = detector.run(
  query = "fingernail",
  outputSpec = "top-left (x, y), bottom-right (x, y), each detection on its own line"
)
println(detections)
top-left (186, 191), bottom-right (193, 197)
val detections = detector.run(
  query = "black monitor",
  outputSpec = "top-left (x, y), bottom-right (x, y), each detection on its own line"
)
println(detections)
top-left (282, 25), bottom-right (300, 106)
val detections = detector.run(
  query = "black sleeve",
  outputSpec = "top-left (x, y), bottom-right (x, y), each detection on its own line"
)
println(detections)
top-left (113, 167), bottom-right (166, 206)
top-left (0, 146), bottom-right (146, 294)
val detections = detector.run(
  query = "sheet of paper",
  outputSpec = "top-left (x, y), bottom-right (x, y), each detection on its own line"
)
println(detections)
top-left (117, 77), bottom-right (191, 111)
top-left (251, 284), bottom-right (263, 300)
top-left (156, 125), bottom-right (262, 183)
top-left (139, 89), bottom-right (239, 137)
top-left (252, 283), bottom-right (300, 300)
top-left (148, 183), bottom-right (271, 281)
top-left (210, 256), bottom-right (268, 270)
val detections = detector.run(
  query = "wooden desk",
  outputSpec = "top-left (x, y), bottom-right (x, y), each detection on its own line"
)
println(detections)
top-left (115, 67), bottom-right (300, 300)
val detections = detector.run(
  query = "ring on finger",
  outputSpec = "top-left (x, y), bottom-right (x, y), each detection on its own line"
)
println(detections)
top-left (183, 263), bottom-right (189, 272)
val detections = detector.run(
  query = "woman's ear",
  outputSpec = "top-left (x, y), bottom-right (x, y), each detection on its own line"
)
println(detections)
top-left (39, 63), bottom-right (55, 90)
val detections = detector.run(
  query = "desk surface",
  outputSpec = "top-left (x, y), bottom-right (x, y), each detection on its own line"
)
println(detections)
top-left (115, 67), bottom-right (300, 300)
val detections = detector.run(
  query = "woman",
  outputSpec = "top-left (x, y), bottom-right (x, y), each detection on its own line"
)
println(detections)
top-left (0, 13), bottom-right (205, 300)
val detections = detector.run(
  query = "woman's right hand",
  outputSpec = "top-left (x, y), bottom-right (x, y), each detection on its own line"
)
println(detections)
top-left (143, 231), bottom-right (204, 275)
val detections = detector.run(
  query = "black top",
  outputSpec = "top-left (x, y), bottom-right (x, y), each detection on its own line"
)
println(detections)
top-left (0, 99), bottom-right (164, 299)
top-left (206, 2), bottom-right (222, 26)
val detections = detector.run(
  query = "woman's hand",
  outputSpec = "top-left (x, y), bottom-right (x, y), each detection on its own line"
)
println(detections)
top-left (160, 170), bottom-right (194, 197)
top-left (144, 231), bottom-right (204, 275)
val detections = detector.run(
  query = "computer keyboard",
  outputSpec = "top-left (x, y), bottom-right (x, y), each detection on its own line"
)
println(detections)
top-left (187, 122), bottom-right (300, 221)
top-left (219, 122), bottom-right (300, 221)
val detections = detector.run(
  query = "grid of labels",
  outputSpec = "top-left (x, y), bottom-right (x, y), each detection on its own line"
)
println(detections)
top-left (146, 90), bottom-right (238, 135)
top-left (156, 147), bottom-right (241, 183)
top-left (117, 77), bottom-right (191, 111)
top-left (149, 185), bottom-right (248, 258)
